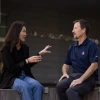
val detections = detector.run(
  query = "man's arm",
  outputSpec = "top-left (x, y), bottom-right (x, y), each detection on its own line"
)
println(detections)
top-left (62, 64), bottom-right (69, 74)
top-left (70, 62), bottom-right (98, 87)
top-left (59, 64), bottom-right (69, 81)
top-left (79, 62), bottom-right (98, 82)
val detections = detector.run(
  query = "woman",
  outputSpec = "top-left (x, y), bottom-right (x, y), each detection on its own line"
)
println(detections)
top-left (0, 21), bottom-right (51, 100)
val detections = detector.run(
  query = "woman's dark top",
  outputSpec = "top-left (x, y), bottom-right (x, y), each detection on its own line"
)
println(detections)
top-left (0, 43), bottom-right (36, 89)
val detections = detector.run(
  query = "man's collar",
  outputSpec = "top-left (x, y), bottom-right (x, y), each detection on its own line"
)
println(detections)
top-left (74, 38), bottom-right (89, 46)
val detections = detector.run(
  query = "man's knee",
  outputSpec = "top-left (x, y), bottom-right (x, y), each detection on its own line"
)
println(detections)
top-left (66, 87), bottom-right (78, 96)
top-left (56, 79), bottom-right (70, 91)
top-left (56, 81), bottom-right (63, 91)
top-left (56, 82), bottom-right (60, 88)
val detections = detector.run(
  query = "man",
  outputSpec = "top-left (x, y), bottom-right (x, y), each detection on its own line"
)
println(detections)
top-left (56, 19), bottom-right (98, 100)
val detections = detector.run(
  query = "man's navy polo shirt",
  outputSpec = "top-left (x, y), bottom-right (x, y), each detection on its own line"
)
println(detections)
top-left (64, 38), bottom-right (98, 80)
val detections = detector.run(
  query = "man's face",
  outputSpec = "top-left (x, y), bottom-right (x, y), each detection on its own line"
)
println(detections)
top-left (72, 22), bottom-right (85, 39)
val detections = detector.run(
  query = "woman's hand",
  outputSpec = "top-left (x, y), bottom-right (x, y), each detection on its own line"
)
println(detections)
top-left (27, 56), bottom-right (42, 63)
top-left (39, 45), bottom-right (52, 56)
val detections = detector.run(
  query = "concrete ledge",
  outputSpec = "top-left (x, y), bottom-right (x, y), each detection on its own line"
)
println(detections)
top-left (0, 89), bottom-right (21, 100)
top-left (0, 86), bottom-right (100, 100)
top-left (43, 87), bottom-right (100, 100)
top-left (82, 87), bottom-right (100, 100)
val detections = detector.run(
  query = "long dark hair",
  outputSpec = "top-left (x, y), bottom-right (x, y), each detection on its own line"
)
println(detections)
top-left (0, 21), bottom-right (26, 53)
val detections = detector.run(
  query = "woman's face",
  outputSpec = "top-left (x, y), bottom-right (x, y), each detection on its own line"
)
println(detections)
top-left (19, 26), bottom-right (27, 41)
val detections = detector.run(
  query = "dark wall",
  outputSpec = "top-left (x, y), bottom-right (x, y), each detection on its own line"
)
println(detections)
top-left (25, 36), bottom-right (100, 83)
top-left (1, 2), bottom-right (100, 41)
top-left (1, 1), bottom-right (100, 83)
top-left (25, 36), bottom-right (73, 84)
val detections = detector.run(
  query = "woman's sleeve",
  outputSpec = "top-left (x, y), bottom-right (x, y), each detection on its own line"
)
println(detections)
top-left (29, 53), bottom-right (40, 68)
top-left (2, 46), bottom-right (26, 73)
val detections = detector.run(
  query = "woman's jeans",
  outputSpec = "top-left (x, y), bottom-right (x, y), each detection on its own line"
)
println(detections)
top-left (12, 71), bottom-right (43, 100)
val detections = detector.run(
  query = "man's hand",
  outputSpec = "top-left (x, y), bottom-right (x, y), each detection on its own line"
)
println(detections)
top-left (39, 45), bottom-right (52, 55)
top-left (59, 74), bottom-right (69, 82)
top-left (70, 78), bottom-right (83, 87)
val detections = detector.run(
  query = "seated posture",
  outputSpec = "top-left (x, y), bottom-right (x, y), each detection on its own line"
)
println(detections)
top-left (56, 19), bottom-right (98, 100)
top-left (0, 21), bottom-right (51, 100)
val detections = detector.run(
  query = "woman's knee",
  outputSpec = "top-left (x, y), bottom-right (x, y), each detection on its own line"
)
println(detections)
top-left (12, 81), bottom-right (31, 93)
top-left (33, 80), bottom-right (43, 89)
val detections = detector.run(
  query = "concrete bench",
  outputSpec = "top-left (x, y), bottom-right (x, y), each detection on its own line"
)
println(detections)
top-left (42, 81), bottom-right (100, 100)
top-left (82, 87), bottom-right (100, 100)
top-left (0, 83), bottom-right (100, 100)
top-left (43, 86), bottom-right (100, 100)
top-left (0, 89), bottom-right (20, 100)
